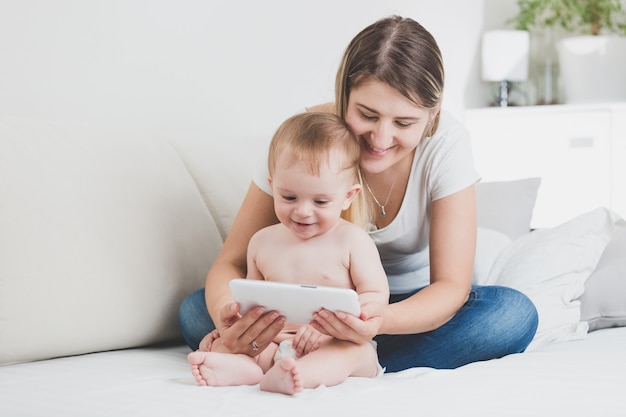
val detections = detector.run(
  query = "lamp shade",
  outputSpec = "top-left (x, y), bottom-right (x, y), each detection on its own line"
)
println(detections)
top-left (481, 30), bottom-right (530, 82)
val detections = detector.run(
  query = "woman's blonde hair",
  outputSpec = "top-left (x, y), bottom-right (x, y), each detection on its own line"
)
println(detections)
top-left (268, 112), bottom-right (371, 229)
top-left (335, 15), bottom-right (444, 138)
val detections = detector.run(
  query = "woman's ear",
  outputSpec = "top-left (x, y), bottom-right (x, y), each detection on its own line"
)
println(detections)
top-left (342, 184), bottom-right (362, 210)
top-left (424, 103), bottom-right (442, 138)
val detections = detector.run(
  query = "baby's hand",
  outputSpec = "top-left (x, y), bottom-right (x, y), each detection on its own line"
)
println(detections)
top-left (198, 329), bottom-right (220, 352)
top-left (291, 325), bottom-right (329, 357)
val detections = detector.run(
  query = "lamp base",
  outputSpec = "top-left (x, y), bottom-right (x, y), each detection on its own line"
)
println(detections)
top-left (486, 80), bottom-right (528, 107)
top-left (495, 80), bottom-right (512, 107)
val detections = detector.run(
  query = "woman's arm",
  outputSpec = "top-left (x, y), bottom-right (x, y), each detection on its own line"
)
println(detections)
top-left (380, 184), bottom-right (476, 334)
top-left (204, 182), bottom-right (286, 354)
top-left (312, 185), bottom-right (476, 340)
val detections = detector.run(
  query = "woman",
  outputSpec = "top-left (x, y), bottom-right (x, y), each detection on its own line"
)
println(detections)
top-left (178, 15), bottom-right (538, 371)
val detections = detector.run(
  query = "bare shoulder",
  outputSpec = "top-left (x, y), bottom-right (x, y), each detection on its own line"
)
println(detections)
top-left (250, 223), bottom-right (282, 243)
top-left (336, 220), bottom-right (375, 248)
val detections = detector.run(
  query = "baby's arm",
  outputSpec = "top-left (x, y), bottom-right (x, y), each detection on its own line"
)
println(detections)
top-left (309, 226), bottom-right (388, 345)
top-left (290, 325), bottom-right (332, 357)
top-left (347, 228), bottom-right (390, 315)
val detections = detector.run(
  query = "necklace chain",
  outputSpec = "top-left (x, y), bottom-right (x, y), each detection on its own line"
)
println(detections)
top-left (363, 171), bottom-right (399, 217)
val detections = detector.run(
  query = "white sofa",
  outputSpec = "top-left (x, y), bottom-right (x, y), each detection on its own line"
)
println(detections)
top-left (1, 116), bottom-right (625, 416)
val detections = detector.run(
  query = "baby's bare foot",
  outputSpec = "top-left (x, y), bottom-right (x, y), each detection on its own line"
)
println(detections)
top-left (259, 357), bottom-right (303, 395)
top-left (187, 351), bottom-right (262, 387)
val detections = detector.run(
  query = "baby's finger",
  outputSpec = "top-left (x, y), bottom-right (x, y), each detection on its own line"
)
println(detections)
top-left (292, 332), bottom-right (308, 356)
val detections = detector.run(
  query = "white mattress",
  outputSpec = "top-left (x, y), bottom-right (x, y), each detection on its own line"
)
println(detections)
top-left (1, 327), bottom-right (625, 417)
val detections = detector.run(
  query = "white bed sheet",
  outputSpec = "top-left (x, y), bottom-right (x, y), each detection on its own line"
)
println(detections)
top-left (1, 327), bottom-right (625, 417)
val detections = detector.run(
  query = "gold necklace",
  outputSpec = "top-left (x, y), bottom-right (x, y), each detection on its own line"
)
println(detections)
top-left (363, 171), bottom-right (399, 217)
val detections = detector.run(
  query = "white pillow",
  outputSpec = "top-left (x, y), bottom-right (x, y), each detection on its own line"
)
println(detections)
top-left (476, 177), bottom-right (541, 240)
top-left (473, 227), bottom-right (512, 285)
top-left (0, 117), bottom-right (224, 365)
top-left (486, 207), bottom-right (618, 351)
top-left (579, 219), bottom-right (626, 331)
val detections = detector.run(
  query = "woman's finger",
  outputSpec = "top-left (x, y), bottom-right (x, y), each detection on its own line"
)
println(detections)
top-left (244, 310), bottom-right (286, 354)
top-left (313, 309), bottom-right (375, 344)
top-left (313, 309), bottom-right (357, 339)
top-left (217, 302), bottom-right (241, 327)
top-left (216, 305), bottom-right (284, 355)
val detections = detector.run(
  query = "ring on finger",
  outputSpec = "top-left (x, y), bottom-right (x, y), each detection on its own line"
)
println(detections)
top-left (251, 340), bottom-right (260, 351)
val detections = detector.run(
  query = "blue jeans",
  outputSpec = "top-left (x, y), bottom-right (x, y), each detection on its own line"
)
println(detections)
top-left (178, 285), bottom-right (538, 371)
top-left (375, 286), bottom-right (538, 371)
top-left (178, 288), bottom-right (215, 351)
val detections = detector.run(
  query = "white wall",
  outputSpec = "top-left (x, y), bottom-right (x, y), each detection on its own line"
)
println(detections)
top-left (0, 0), bottom-right (492, 139)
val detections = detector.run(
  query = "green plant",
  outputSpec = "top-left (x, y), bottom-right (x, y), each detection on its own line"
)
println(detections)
top-left (510, 0), bottom-right (626, 35)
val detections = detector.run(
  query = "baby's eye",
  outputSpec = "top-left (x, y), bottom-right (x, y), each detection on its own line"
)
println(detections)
top-left (282, 195), bottom-right (296, 202)
top-left (314, 200), bottom-right (330, 206)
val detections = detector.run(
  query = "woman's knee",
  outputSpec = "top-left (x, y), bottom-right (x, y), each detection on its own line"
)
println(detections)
top-left (486, 286), bottom-right (538, 352)
top-left (178, 288), bottom-right (215, 350)
top-left (510, 288), bottom-right (539, 350)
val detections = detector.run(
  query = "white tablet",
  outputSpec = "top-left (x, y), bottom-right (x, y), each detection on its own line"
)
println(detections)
top-left (229, 279), bottom-right (361, 323)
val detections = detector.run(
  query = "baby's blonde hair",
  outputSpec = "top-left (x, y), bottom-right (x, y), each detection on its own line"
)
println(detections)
top-left (268, 112), bottom-right (370, 229)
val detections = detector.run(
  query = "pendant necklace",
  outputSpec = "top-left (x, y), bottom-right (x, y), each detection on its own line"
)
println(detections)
top-left (363, 171), bottom-right (399, 217)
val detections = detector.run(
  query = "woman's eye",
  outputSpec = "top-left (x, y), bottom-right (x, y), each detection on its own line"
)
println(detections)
top-left (395, 120), bottom-right (412, 128)
top-left (360, 112), bottom-right (377, 121)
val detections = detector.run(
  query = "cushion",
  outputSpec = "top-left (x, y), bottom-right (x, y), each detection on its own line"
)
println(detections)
top-left (486, 207), bottom-right (618, 351)
top-left (0, 117), bottom-right (224, 365)
top-left (579, 219), bottom-right (626, 331)
top-left (475, 177), bottom-right (541, 240)
top-left (473, 227), bottom-right (512, 285)
top-left (165, 133), bottom-right (270, 239)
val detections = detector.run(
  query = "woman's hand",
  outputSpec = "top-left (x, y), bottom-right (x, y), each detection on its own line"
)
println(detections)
top-left (311, 301), bottom-right (385, 345)
top-left (211, 302), bottom-right (286, 356)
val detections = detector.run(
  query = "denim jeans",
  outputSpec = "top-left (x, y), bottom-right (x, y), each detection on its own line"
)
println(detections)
top-left (375, 285), bottom-right (538, 371)
top-left (178, 288), bottom-right (215, 351)
top-left (178, 285), bottom-right (538, 371)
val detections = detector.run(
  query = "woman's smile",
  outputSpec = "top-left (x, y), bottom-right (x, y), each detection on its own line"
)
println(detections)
top-left (362, 139), bottom-right (396, 157)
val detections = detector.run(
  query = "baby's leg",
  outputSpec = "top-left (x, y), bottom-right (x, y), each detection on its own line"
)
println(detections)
top-left (259, 357), bottom-right (303, 395)
top-left (187, 351), bottom-right (263, 387)
top-left (260, 339), bottom-right (379, 395)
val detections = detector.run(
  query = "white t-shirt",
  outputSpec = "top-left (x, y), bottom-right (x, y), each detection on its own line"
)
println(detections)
top-left (253, 111), bottom-right (480, 294)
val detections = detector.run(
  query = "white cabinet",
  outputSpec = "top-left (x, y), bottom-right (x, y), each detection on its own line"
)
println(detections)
top-left (464, 103), bottom-right (626, 228)
top-left (611, 106), bottom-right (626, 221)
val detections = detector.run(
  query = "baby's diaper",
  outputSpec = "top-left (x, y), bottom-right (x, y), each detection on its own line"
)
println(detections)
top-left (273, 340), bottom-right (297, 362)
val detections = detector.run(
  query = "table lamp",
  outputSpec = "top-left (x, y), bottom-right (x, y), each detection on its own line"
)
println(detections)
top-left (481, 30), bottom-right (530, 107)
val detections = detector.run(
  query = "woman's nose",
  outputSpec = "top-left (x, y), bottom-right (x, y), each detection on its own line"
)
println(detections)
top-left (371, 122), bottom-right (393, 150)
